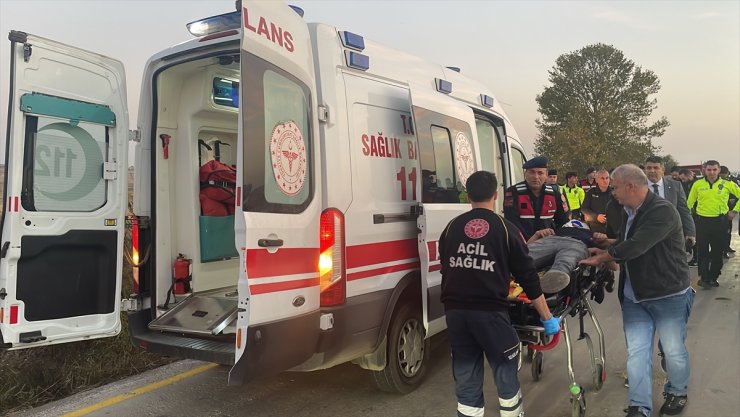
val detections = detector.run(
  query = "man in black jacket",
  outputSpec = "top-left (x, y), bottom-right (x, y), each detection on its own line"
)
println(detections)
top-left (440, 171), bottom-right (560, 417)
top-left (581, 169), bottom-right (614, 233)
top-left (581, 164), bottom-right (694, 417)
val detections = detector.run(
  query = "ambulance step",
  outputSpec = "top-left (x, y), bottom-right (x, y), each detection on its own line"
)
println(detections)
top-left (148, 292), bottom-right (238, 336)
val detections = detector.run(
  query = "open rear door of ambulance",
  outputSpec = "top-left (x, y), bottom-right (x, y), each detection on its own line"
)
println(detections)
top-left (409, 83), bottom-right (480, 336)
top-left (229, 2), bottom-right (322, 385)
top-left (0, 32), bottom-right (128, 349)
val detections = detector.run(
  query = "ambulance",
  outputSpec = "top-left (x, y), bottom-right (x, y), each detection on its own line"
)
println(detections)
top-left (0, 1), bottom-right (529, 391)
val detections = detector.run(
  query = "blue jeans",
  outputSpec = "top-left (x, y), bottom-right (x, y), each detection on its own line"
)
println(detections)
top-left (622, 289), bottom-right (695, 416)
top-left (446, 309), bottom-right (522, 417)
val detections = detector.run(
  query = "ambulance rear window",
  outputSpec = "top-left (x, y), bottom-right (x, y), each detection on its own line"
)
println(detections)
top-left (212, 77), bottom-right (239, 108)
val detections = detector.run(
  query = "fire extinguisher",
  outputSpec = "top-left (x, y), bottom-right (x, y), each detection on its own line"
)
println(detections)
top-left (173, 254), bottom-right (192, 294)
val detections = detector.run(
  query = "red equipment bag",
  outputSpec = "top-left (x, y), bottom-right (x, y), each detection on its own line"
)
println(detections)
top-left (199, 160), bottom-right (236, 215)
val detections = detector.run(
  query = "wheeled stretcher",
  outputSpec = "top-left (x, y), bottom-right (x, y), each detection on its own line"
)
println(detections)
top-left (508, 265), bottom-right (615, 417)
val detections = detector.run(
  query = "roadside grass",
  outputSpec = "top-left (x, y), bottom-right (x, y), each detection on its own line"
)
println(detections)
top-left (0, 189), bottom-right (174, 415)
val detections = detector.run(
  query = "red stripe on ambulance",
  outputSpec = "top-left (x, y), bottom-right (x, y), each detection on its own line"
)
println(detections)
top-left (246, 247), bottom-right (319, 279)
top-left (346, 239), bottom-right (418, 269)
top-left (249, 277), bottom-right (320, 295)
top-left (347, 261), bottom-right (420, 281)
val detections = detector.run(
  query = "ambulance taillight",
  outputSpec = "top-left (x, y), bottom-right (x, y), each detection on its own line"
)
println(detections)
top-left (319, 208), bottom-right (346, 306)
top-left (131, 217), bottom-right (140, 293)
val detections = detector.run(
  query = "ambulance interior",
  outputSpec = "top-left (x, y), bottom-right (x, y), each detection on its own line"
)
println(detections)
top-left (146, 53), bottom-right (242, 337)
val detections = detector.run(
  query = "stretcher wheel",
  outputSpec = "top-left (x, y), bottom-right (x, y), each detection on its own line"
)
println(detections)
top-left (570, 390), bottom-right (586, 417)
top-left (593, 363), bottom-right (605, 392)
top-left (531, 351), bottom-right (544, 381)
top-left (584, 333), bottom-right (604, 392)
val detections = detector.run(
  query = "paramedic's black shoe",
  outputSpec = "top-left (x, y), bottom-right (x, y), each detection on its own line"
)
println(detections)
top-left (729, 247), bottom-right (736, 253)
top-left (723, 252), bottom-right (731, 259)
top-left (659, 393), bottom-right (687, 416)
top-left (625, 406), bottom-right (648, 417)
top-left (711, 280), bottom-right (719, 287)
top-left (687, 259), bottom-right (697, 267)
top-left (541, 270), bottom-right (570, 293)
top-left (697, 279), bottom-right (712, 289)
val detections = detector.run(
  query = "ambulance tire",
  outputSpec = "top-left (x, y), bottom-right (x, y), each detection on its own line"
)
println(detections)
top-left (372, 303), bottom-right (429, 394)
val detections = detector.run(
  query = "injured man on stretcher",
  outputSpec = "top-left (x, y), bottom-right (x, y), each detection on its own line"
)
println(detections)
top-left (525, 219), bottom-right (608, 293)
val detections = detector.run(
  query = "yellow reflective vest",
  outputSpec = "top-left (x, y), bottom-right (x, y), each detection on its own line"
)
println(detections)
top-left (687, 178), bottom-right (740, 217)
top-left (563, 185), bottom-right (586, 211)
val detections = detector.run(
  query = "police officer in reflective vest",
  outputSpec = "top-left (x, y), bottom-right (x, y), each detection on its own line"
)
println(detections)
top-left (687, 160), bottom-right (740, 288)
top-left (504, 156), bottom-right (569, 241)
top-left (563, 171), bottom-right (586, 220)
top-left (440, 171), bottom-right (560, 417)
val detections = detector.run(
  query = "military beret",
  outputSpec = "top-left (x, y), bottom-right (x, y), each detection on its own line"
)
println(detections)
top-left (548, 169), bottom-right (557, 176)
top-left (586, 167), bottom-right (596, 174)
top-left (523, 156), bottom-right (548, 170)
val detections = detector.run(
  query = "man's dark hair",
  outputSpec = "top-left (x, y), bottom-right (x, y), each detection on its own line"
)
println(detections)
top-left (679, 168), bottom-right (691, 176)
top-left (565, 171), bottom-right (578, 180)
top-left (645, 155), bottom-right (663, 165)
top-left (670, 165), bottom-right (680, 173)
top-left (465, 171), bottom-right (498, 202)
top-left (720, 165), bottom-right (730, 174)
top-left (638, 164), bottom-right (645, 170)
top-left (705, 160), bottom-right (720, 167)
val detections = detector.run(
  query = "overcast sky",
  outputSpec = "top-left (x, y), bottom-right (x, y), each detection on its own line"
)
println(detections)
top-left (1, 0), bottom-right (738, 170)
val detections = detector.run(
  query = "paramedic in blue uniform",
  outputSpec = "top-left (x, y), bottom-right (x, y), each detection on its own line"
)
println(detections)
top-left (504, 156), bottom-right (570, 290)
top-left (440, 171), bottom-right (560, 417)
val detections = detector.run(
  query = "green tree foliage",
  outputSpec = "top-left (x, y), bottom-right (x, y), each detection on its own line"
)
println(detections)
top-left (535, 43), bottom-right (669, 174)
top-left (661, 154), bottom-right (680, 171)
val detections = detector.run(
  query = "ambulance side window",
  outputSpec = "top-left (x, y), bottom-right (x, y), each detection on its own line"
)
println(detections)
top-left (21, 115), bottom-right (108, 212)
top-left (475, 118), bottom-right (503, 188)
top-left (241, 53), bottom-right (313, 213)
top-left (511, 147), bottom-right (526, 185)
top-left (418, 125), bottom-right (458, 203)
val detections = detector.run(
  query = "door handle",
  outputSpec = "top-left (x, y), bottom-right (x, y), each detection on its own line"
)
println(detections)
top-left (258, 238), bottom-right (284, 248)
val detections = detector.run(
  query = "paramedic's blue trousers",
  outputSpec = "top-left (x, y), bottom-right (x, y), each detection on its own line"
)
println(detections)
top-left (445, 309), bottom-right (523, 417)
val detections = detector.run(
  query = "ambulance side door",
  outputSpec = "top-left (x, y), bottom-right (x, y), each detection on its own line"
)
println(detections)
top-left (0, 32), bottom-right (128, 348)
top-left (409, 84), bottom-right (480, 335)
top-left (230, 1), bottom-right (321, 384)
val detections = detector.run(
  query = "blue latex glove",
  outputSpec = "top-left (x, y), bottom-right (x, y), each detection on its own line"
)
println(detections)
top-left (541, 316), bottom-right (561, 336)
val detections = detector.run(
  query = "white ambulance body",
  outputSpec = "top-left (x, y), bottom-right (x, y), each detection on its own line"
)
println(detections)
top-left (0, 2), bottom-right (528, 390)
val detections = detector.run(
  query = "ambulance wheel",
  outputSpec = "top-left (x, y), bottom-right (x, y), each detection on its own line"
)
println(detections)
top-left (372, 303), bottom-right (429, 394)
top-left (531, 351), bottom-right (544, 381)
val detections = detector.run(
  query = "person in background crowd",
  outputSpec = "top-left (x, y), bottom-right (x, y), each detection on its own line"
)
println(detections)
top-left (678, 169), bottom-right (695, 196)
top-left (503, 156), bottom-right (569, 241)
top-left (679, 168), bottom-right (699, 265)
top-left (581, 169), bottom-right (613, 234)
top-left (547, 168), bottom-right (570, 213)
top-left (670, 166), bottom-right (681, 181)
top-left (440, 170), bottom-right (560, 417)
top-left (644, 156), bottom-right (696, 251)
top-left (581, 164), bottom-right (694, 417)
top-left (580, 167), bottom-right (597, 192)
top-left (564, 171), bottom-right (586, 220)
top-left (687, 160), bottom-right (740, 289)
top-left (720, 166), bottom-right (737, 257)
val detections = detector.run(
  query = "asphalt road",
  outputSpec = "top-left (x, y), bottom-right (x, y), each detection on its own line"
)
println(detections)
top-left (12, 234), bottom-right (740, 417)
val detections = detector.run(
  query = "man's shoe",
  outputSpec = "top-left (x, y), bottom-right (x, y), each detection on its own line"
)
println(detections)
top-left (541, 270), bottom-right (570, 293)
top-left (723, 252), bottom-right (730, 259)
top-left (729, 247), bottom-right (736, 253)
top-left (660, 393), bottom-right (687, 416)
top-left (688, 259), bottom-right (697, 267)
top-left (711, 280), bottom-right (719, 287)
top-left (625, 406), bottom-right (648, 417)
top-left (697, 279), bottom-right (712, 289)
